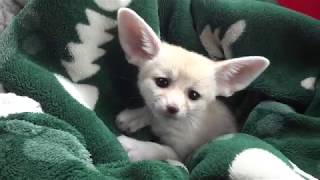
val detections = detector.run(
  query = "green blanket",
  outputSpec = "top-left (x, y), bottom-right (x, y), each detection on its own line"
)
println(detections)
top-left (0, 0), bottom-right (319, 179)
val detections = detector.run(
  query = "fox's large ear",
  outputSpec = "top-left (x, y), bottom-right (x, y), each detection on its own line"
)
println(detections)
top-left (214, 56), bottom-right (269, 97)
top-left (117, 8), bottom-right (161, 67)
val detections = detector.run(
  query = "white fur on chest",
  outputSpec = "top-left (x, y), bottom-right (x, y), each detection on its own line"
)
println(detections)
top-left (150, 100), bottom-right (236, 159)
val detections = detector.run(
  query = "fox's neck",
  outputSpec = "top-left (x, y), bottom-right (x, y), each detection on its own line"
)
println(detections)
top-left (149, 99), bottom-right (237, 160)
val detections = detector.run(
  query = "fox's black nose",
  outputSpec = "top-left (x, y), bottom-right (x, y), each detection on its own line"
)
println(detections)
top-left (166, 105), bottom-right (179, 114)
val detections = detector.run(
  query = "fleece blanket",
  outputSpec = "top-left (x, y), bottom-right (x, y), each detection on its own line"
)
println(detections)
top-left (0, 0), bottom-right (319, 179)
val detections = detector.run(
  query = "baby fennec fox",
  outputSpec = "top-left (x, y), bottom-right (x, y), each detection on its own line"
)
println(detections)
top-left (116, 8), bottom-right (269, 162)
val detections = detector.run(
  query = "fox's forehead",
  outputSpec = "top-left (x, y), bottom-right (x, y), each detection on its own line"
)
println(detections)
top-left (152, 43), bottom-right (216, 81)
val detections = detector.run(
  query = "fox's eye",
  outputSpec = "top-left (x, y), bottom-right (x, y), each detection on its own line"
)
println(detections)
top-left (154, 77), bottom-right (170, 88)
top-left (188, 89), bottom-right (201, 100)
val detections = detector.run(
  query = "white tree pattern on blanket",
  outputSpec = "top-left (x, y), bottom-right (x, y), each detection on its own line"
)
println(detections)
top-left (0, 93), bottom-right (43, 118)
top-left (228, 148), bottom-right (317, 180)
top-left (55, 74), bottom-right (99, 110)
top-left (61, 9), bottom-right (117, 82)
top-left (60, 0), bottom-right (132, 109)
top-left (301, 77), bottom-right (316, 91)
top-left (200, 20), bottom-right (246, 60)
top-left (94, 0), bottom-right (132, 11)
top-left (62, 0), bottom-right (132, 82)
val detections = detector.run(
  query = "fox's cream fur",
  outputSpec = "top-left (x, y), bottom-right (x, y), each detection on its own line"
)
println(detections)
top-left (116, 8), bottom-right (269, 162)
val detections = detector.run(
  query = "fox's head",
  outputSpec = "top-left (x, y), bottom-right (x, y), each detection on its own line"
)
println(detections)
top-left (117, 8), bottom-right (269, 120)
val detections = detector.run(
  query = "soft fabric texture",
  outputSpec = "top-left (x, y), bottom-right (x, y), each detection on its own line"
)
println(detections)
top-left (0, 0), bottom-right (319, 179)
